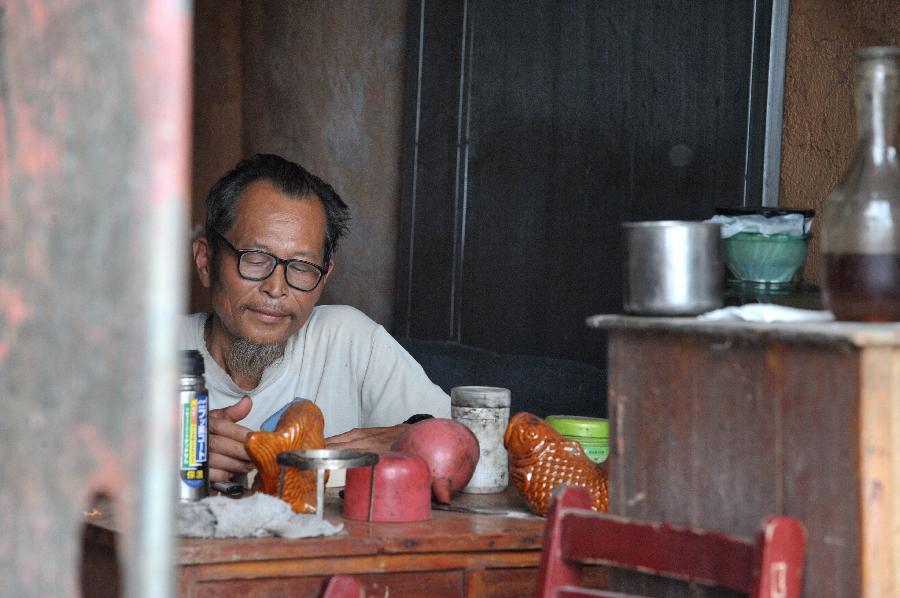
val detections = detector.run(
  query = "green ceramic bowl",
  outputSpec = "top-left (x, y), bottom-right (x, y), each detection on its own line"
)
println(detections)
top-left (723, 233), bottom-right (810, 284)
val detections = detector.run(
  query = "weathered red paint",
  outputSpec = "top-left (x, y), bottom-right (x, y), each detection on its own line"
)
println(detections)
top-left (537, 486), bottom-right (807, 597)
top-left (133, 0), bottom-right (192, 209)
top-left (0, 0), bottom-right (191, 596)
top-left (24, 0), bottom-right (48, 33)
top-left (0, 283), bottom-right (31, 363)
top-left (17, 104), bottom-right (61, 176)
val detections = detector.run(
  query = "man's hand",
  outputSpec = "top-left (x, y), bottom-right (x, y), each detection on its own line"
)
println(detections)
top-left (208, 396), bottom-right (254, 483)
top-left (325, 424), bottom-right (410, 453)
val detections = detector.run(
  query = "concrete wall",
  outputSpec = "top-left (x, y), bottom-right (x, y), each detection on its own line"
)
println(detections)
top-left (780, 0), bottom-right (900, 282)
top-left (190, 0), bottom-right (408, 329)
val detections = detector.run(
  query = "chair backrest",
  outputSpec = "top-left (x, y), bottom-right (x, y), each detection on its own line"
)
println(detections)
top-left (321, 574), bottom-right (364, 598)
top-left (536, 486), bottom-right (806, 598)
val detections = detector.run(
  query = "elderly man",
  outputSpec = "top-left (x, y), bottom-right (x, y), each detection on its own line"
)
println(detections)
top-left (182, 154), bottom-right (450, 483)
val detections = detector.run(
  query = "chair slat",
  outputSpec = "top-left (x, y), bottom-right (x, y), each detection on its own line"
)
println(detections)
top-left (752, 516), bottom-right (806, 598)
top-left (535, 486), bottom-right (807, 598)
top-left (559, 511), bottom-right (756, 593)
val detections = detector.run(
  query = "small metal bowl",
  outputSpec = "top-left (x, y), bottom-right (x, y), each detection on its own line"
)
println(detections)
top-left (276, 449), bottom-right (379, 519)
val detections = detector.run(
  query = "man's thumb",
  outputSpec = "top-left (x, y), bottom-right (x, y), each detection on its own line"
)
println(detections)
top-left (223, 396), bottom-right (253, 422)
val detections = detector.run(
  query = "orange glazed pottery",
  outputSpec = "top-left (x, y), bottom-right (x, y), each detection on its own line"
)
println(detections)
top-left (503, 411), bottom-right (608, 516)
top-left (245, 399), bottom-right (326, 513)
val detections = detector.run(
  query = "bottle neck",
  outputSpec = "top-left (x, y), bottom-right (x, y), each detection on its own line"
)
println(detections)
top-left (856, 57), bottom-right (900, 164)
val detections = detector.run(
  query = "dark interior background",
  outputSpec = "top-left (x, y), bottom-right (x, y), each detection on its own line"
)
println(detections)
top-left (188, 0), bottom-right (900, 375)
top-left (395, 0), bottom-right (775, 368)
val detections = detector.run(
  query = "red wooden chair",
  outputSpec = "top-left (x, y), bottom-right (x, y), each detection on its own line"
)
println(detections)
top-left (322, 574), bottom-right (364, 598)
top-left (536, 486), bottom-right (806, 598)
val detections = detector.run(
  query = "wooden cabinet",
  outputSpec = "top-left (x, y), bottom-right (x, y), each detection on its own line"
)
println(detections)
top-left (82, 491), bottom-right (559, 597)
top-left (187, 572), bottom-right (465, 597)
top-left (591, 315), bottom-right (900, 597)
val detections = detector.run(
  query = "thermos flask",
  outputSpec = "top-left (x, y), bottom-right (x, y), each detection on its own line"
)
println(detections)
top-left (179, 350), bottom-right (209, 501)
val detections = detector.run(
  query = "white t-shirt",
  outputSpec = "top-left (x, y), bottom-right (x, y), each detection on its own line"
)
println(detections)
top-left (179, 305), bottom-right (450, 436)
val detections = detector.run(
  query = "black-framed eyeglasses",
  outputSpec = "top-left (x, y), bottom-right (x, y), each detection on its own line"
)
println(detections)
top-left (211, 229), bottom-right (328, 292)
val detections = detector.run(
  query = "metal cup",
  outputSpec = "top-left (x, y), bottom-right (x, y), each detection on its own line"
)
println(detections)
top-left (622, 221), bottom-right (723, 316)
top-left (451, 386), bottom-right (511, 494)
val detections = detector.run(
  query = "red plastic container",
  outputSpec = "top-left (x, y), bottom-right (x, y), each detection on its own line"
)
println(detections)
top-left (343, 452), bottom-right (432, 522)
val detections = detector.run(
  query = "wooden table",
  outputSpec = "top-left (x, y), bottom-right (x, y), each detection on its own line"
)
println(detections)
top-left (82, 488), bottom-right (589, 597)
top-left (590, 315), bottom-right (900, 597)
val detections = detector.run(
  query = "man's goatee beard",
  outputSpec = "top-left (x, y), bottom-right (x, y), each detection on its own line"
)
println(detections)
top-left (225, 337), bottom-right (286, 383)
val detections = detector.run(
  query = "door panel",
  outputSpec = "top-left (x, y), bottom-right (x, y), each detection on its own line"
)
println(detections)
top-left (398, 0), bottom-right (777, 366)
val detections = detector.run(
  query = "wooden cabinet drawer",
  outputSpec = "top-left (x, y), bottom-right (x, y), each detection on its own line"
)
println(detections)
top-left (192, 570), bottom-right (464, 597)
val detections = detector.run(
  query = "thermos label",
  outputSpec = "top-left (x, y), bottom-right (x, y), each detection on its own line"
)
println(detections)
top-left (196, 394), bottom-right (208, 464)
top-left (181, 393), bottom-right (209, 488)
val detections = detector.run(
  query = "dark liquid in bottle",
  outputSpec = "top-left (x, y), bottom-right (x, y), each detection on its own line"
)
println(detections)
top-left (822, 253), bottom-right (900, 321)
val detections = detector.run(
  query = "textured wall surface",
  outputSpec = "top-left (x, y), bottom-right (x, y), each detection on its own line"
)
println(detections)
top-left (240, 1), bottom-right (408, 330)
top-left (190, 0), bottom-right (244, 313)
top-left (780, 0), bottom-right (900, 282)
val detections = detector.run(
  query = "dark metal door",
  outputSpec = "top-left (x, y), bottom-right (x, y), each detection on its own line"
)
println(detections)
top-left (396, 0), bottom-right (786, 367)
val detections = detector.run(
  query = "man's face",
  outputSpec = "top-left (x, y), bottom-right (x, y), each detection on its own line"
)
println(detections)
top-left (203, 179), bottom-right (332, 347)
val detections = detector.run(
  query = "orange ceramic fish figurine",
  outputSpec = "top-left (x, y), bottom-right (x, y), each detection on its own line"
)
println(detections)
top-left (245, 399), bottom-right (326, 513)
top-left (503, 411), bottom-right (608, 516)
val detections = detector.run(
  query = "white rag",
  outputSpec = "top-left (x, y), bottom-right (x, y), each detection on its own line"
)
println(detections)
top-left (176, 493), bottom-right (344, 539)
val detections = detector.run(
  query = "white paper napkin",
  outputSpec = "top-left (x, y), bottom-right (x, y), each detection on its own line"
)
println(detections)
top-left (698, 303), bottom-right (834, 323)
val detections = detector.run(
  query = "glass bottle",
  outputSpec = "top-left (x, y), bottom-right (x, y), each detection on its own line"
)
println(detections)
top-left (821, 47), bottom-right (900, 321)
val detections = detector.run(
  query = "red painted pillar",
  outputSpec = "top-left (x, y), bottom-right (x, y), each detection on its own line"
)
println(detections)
top-left (0, 1), bottom-right (192, 596)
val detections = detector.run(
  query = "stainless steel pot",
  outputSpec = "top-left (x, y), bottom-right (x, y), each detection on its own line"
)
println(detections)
top-left (622, 221), bottom-right (723, 316)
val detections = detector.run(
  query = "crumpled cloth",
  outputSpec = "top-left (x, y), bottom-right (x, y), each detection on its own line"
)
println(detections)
top-left (176, 492), bottom-right (343, 539)
top-left (698, 303), bottom-right (834, 323)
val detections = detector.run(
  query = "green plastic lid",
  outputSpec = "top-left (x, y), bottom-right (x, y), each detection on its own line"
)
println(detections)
top-left (545, 415), bottom-right (609, 439)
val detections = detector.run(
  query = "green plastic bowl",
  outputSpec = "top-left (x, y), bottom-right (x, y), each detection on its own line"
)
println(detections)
top-left (723, 233), bottom-right (810, 284)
